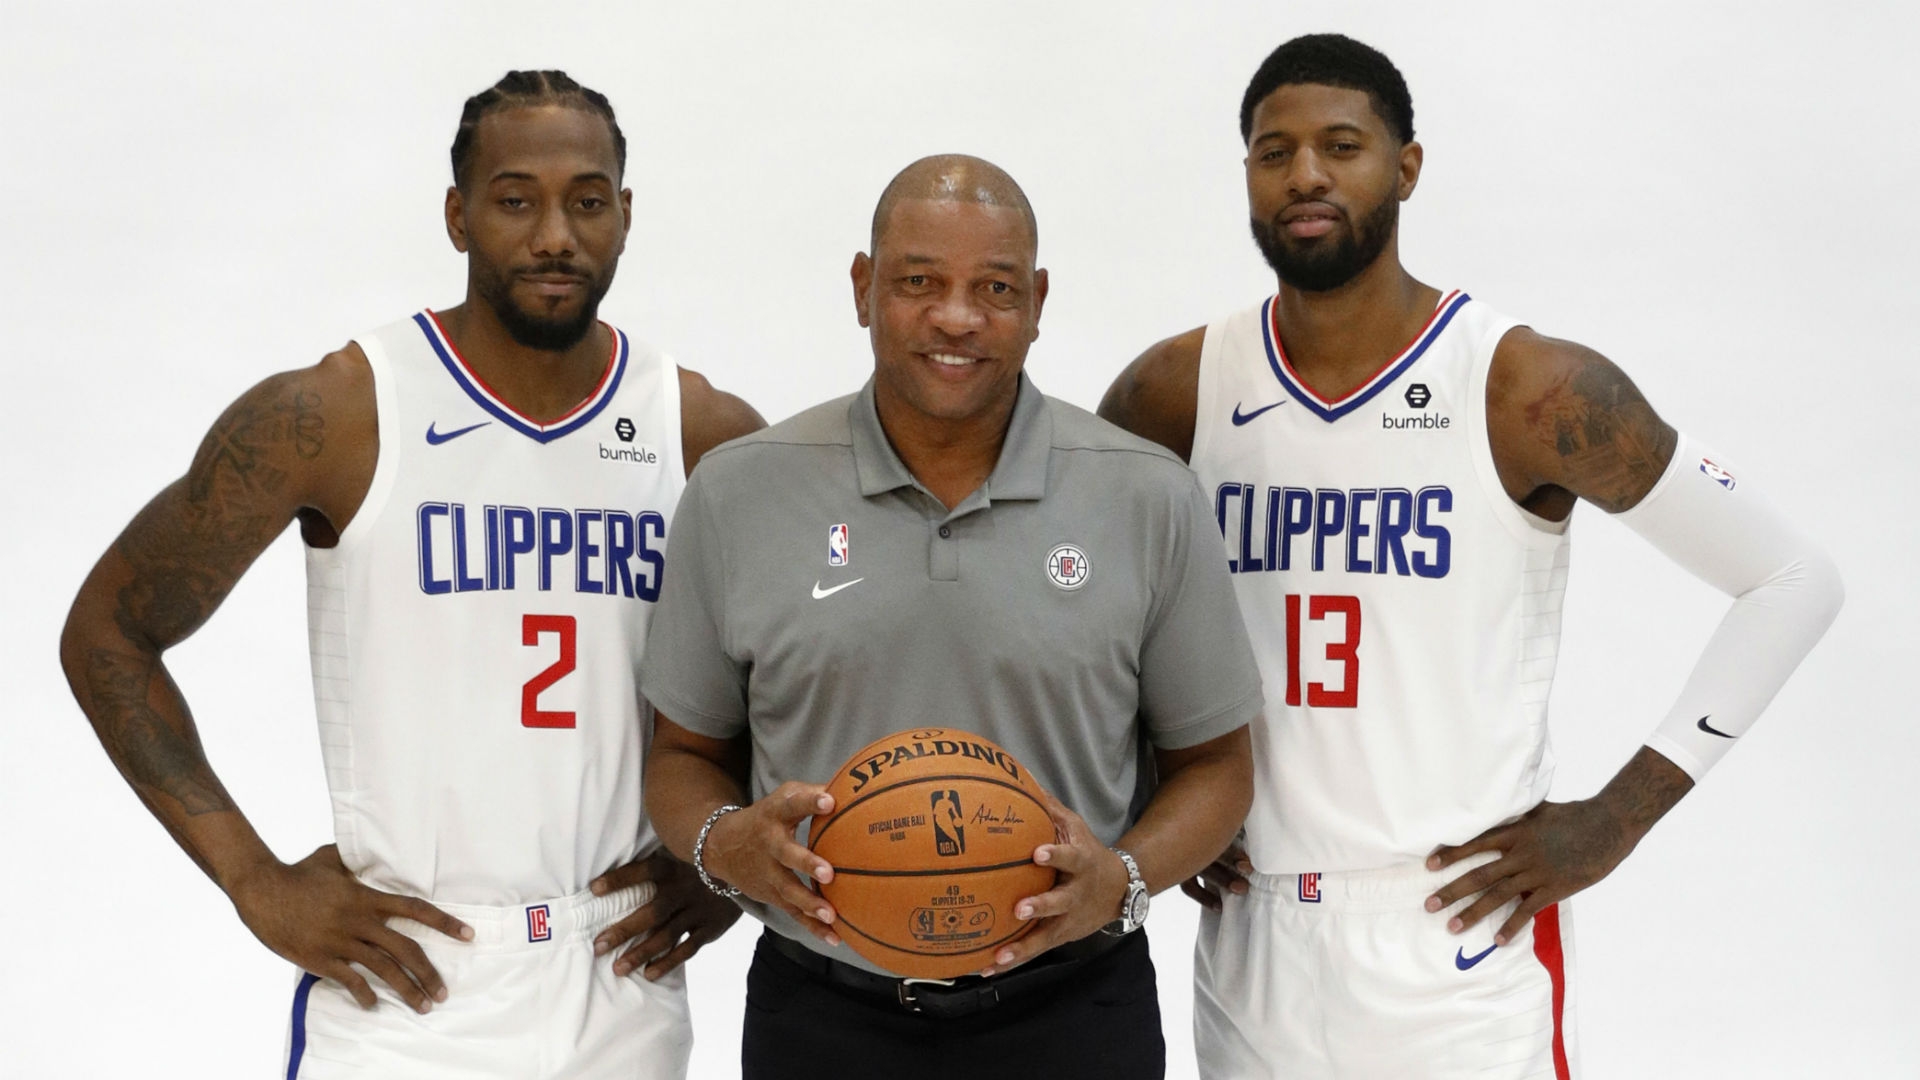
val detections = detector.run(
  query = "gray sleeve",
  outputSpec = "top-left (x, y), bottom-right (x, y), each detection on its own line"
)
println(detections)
top-left (1137, 474), bottom-right (1265, 749)
top-left (638, 469), bottom-right (749, 738)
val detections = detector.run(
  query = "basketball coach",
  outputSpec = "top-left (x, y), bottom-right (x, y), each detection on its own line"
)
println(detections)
top-left (638, 154), bottom-right (1263, 1080)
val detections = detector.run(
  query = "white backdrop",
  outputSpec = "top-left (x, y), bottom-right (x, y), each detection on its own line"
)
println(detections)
top-left (4, 2), bottom-right (1915, 1076)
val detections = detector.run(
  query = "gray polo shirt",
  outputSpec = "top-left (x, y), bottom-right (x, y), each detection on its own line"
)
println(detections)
top-left (640, 374), bottom-right (1262, 966)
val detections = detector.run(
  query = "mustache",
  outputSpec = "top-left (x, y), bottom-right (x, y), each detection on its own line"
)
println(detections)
top-left (516, 260), bottom-right (590, 279)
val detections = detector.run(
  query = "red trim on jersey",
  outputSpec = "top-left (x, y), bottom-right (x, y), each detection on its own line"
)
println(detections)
top-left (423, 308), bottom-right (618, 427)
top-left (1532, 903), bottom-right (1572, 1080)
top-left (1267, 289), bottom-right (1462, 405)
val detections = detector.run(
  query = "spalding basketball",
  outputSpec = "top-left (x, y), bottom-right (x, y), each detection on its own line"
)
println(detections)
top-left (808, 727), bottom-right (1057, 979)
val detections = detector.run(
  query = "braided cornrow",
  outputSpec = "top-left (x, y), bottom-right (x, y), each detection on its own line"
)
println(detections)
top-left (450, 70), bottom-right (627, 189)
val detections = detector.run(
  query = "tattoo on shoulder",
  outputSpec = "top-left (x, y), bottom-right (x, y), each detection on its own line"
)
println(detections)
top-left (85, 649), bottom-right (234, 816)
top-left (1522, 355), bottom-right (1676, 513)
top-left (114, 380), bottom-right (325, 646)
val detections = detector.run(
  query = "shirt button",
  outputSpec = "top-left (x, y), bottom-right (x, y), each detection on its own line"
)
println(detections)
top-left (938, 525), bottom-right (952, 539)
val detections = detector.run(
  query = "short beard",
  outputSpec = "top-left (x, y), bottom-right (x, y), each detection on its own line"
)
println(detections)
top-left (1251, 194), bottom-right (1398, 293)
top-left (472, 260), bottom-right (611, 351)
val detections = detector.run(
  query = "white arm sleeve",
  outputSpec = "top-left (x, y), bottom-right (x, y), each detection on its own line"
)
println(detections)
top-left (1610, 434), bottom-right (1844, 780)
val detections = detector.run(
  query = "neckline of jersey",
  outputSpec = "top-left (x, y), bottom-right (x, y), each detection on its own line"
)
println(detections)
top-left (415, 309), bottom-right (627, 444)
top-left (1262, 289), bottom-right (1469, 423)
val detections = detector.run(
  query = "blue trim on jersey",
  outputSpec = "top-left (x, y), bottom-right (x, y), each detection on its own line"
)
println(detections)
top-left (1263, 292), bottom-right (1472, 423)
top-left (411, 313), bottom-right (630, 444)
top-left (286, 972), bottom-right (319, 1079)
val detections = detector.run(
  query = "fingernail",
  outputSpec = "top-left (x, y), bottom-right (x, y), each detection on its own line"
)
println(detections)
top-left (1425, 897), bottom-right (1441, 912)
top-left (1448, 918), bottom-right (1463, 933)
top-left (817, 908), bottom-right (834, 924)
top-left (433, 987), bottom-right (448, 1003)
top-left (594, 938), bottom-right (610, 955)
top-left (590, 880), bottom-right (608, 895)
top-left (1494, 933), bottom-right (1509, 947)
top-left (615, 961), bottom-right (630, 977)
top-left (815, 866), bottom-right (833, 884)
top-left (1015, 902), bottom-right (1032, 919)
top-left (1034, 847), bottom-right (1051, 865)
top-left (416, 1001), bottom-right (431, 1014)
top-left (1426, 855), bottom-right (1441, 870)
top-left (996, 950), bottom-right (1014, 964)
top-left (825, 933), bottom-right (842, 947)
top-left (460, 925), bottom-right (475, 941)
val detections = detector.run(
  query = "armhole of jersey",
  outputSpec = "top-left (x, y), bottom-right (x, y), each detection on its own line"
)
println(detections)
top-left (326, 333), bottom-right (400, 556)
top-left (1467, 319), bottom-right (1570, 547)
top-left (657, 349), bottom-right (687, 489)
top-left (1189, 319), bottom-right (1229, 466)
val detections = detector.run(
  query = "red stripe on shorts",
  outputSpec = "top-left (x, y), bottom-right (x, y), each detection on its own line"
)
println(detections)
top-left (1531, 903), bottom-right (1571, 1080)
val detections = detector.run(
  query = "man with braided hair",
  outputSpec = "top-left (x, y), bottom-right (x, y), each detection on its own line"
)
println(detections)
top-left (60, 70), bottom-right (759, 1078)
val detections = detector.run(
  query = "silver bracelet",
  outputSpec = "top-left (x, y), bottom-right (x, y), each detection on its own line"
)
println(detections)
top-left (692, 804), bottom-right (744, 899)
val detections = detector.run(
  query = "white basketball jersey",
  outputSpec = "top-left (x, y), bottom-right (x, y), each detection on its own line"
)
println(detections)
top-left (1191, 291), bottom-right (1570, 874)
top-left (306, 311), bottom-right (685, 905)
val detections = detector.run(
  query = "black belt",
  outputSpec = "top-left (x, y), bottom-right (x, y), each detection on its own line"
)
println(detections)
top-left (762, 928), bottom-right (1130, 1019)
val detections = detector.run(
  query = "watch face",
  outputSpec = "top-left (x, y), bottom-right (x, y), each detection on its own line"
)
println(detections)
top-left (1127, 886), bottom-right (1150, 926)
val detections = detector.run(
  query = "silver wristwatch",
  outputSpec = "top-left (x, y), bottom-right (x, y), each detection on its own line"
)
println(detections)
top-left (1102, 848), bottom-right (1149, 936)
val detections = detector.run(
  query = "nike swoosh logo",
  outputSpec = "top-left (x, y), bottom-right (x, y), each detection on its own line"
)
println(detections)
top-left (425, 421), bottom-right (491, 445)
top-left (1231, 400), bottom-right (1287, 426)
top-left (811, 578), bottom-right (865, 599)
top-left (1455, 943), bottom-right (1497, 971)
top-left (1697, 715), bottom-right (1736, 739)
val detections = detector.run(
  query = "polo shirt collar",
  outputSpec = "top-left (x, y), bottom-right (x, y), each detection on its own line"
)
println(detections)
top-left (848, 373), bottom-right (1052, 502)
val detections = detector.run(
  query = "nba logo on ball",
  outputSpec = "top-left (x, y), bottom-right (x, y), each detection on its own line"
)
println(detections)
top-left (1699, 458), bottom-right (1737, 491)
top-left (1046, 543), bottom-right (1090, 590)
top-left (828, 523), bottom-right (850, 566)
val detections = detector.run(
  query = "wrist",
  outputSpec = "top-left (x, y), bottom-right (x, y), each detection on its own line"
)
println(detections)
top-left (692, 803), bottom-right (745, 899)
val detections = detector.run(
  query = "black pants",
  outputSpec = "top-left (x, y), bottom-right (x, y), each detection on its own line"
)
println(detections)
top-left (741, 931), bottom-right (1167, 1080)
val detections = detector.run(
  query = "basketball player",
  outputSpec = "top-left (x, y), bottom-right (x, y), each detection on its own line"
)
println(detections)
top-left (1099, 35), bottom-right (1843, 1079)
top-left (638, 155), bottom-right (1263, 1079)
top-left (59, 71), bottom-right (760, 1078)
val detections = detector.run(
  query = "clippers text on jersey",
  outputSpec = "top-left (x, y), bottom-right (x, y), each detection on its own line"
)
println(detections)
top-left (416, 502), bottom-right (667, 599)
top-left (1214, 483), bottom-right (1453, 578)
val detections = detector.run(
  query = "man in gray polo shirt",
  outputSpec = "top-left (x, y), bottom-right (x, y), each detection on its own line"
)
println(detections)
top-left (640, 154), bottom-right (1260, 1079)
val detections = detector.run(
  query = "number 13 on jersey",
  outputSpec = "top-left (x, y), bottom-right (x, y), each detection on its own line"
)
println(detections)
top-left (1283, 594), bottom-right (1360, 708)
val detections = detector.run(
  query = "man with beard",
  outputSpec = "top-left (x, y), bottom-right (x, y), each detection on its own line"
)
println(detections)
top-left (60, 71), bottom-right (758, 1078)
top-left (1099, 35), bottom-right (1843, 1078)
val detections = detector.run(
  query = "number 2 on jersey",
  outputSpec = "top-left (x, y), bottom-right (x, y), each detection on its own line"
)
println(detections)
top-left (522, 614), bottom-right (577, 728)
top-left (1283, 594), bottom-right (1360, 708)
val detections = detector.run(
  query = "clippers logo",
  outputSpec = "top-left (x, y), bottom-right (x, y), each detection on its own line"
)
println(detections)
top-left (614, 417), bottom-right (636, 443)
top-left (1046, 543), bottom-right (1090, 590)
top-left (1700, 458), bottom-right (1737, 491)
top-left (1298, 872), bottom-right (1322, 903)
top-left (526, 904), bottom-right (552, 942)
top-left (931, 790), bottom-right (966, 856)
top-left (828, 523), bottom-right (850, 567)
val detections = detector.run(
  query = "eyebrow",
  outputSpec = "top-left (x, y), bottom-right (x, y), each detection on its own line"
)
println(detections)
top-left (1253, 122), bottom-right (1369, 145)
top-left (897, 254), bottom-right (1025, 274)
top-left (487, 170), bottom-right (616, 185)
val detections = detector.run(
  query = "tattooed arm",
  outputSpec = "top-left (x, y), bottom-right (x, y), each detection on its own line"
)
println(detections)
top-left (59, 347), bottom-right (471, 1012)
top-left (1424, 329), bottom-right (1695, 944)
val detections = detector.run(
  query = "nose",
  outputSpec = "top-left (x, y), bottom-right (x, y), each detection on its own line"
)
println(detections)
top-left (926, 286), bottom-right (987, 337)
top-left (531, 201), bottom-right (577, 258)
top-left (1286, 148), bottom-right (1331, 200)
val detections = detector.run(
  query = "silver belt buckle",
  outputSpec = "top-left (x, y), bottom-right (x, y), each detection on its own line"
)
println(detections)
top-left (896, 976), bottom-right (958, 1013)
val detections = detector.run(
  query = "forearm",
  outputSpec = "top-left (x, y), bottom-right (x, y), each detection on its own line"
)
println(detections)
top-left (1118, 730), bottom-right (1253, 894)
top-left (60, 601), bottom-right (277, 891)
top-left (643, 731), bottom-right (750, 862)
top-left (1593, 745), bottom-right (1694, 846)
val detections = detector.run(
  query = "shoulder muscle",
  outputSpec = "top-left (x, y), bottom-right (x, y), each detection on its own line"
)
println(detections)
top-left (1098, 327), bottom-right (1205, 462)
top-left (1486, 327), bottom-right (1677, 515)
top-left (678, 367), bottom-right (767, 477)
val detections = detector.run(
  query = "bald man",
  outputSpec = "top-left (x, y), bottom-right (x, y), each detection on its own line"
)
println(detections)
top-left (638, 155), bottom-right (1262, 1078)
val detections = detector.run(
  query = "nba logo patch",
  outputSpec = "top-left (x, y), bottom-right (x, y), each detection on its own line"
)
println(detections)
top-left (1046, 543), bottom-right (1090, 590)
top-left (1298, 872), bottom-right (1322, 903)
top-left (828, 523), bottom-right (850, 567)
top-left (526, 904), bottom-right (551, 942)
top-left (1700, 458), bottom-right (1737, 491)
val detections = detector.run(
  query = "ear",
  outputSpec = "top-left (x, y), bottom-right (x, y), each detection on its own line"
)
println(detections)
top-left (445, 186), bottom-right (469, 252)
top-left (1398, 140), bottom-right (1423, 201)
top-left (1028, 267), bottom-right (1049, 342)
top-left (617, 187), bottom-right (634, 255)
top-left (850, 252), bottom-right (875, 328)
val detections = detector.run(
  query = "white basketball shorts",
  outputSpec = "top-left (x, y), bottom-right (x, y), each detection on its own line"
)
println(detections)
top-left (1193, 857), bottom-right (1577, 1079)
top-left (283, 882), bottom-right (692, 1079)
